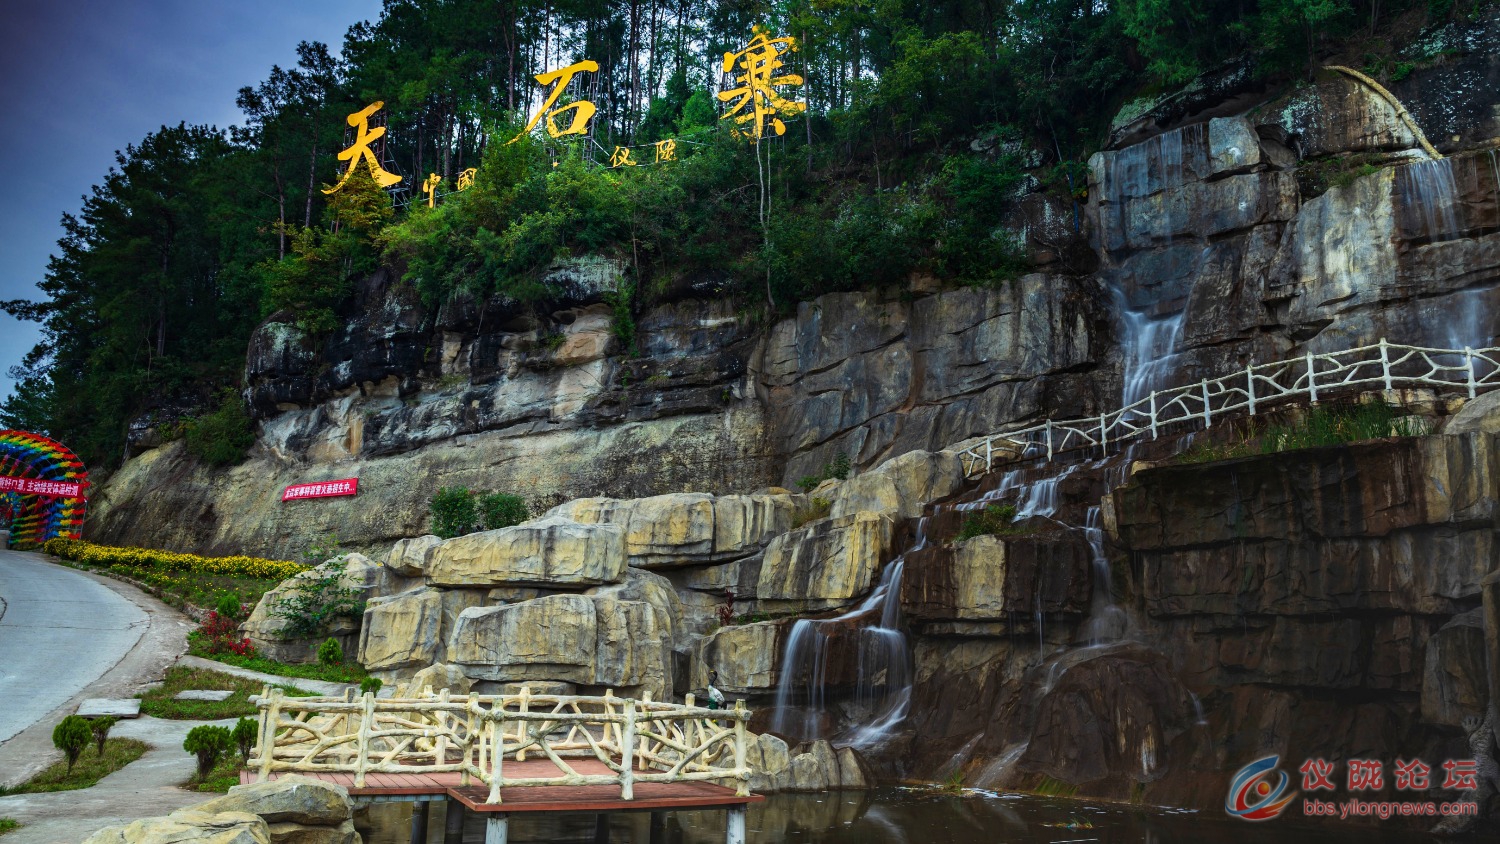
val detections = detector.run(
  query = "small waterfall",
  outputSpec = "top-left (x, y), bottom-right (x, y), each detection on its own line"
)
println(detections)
top-left (1445, 287), bottom-right (1491, 351)
top-left (1078, 506), bottom-right (1128, 644)
top-left (770, 521), bottom-right (923, 747)
top-left (1120, 305), bottom-right (1187, 409)
top-left (1396, 158), bottom-right (1464, 242)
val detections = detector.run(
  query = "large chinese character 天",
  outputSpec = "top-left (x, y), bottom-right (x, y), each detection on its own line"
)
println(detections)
top-left (325, 101), bottom-right (404, 194)
top-left (511, 61), bottom-right (600, 143)
top-left (718, 27), bottom-right (806, 140)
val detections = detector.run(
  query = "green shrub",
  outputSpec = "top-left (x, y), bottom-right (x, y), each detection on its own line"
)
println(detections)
top-left (429, 487), bottom-right (478, 538)
top-left (359, 677), bottom-right (384, 696)
top-left (183, 725), bottom-right (233, 781)
top-left (317, 637), bottom-right (343, 666)
top-left (791, 497), bottom-right (832, 529)
top-left (214, 593), bottom-right (243, 620)
top-left (183, 389), bottom-right (256, 466)
top-left (478, 493), bottom-right (528, 531)
top-left (51, 716), bottom-right (91, 775)
top-left (956, 503), bottom-right (1022, 540)
top-left (89, 716), bottom-right (117, 757)
top-left (1260, 401), bottom-right (1420, 453)
top-left (231, 718), bottom-right (257, 766)
top-left (269, 558), bottom-right (364, 639)
top-left (795, 453), bottom-right (854, 491)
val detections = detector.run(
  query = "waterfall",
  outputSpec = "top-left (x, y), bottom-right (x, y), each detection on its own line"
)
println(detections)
top-left (1396, 158), bottom-right (1464, 242)
top-left (770, 521), bottom-right (923, 747)
top-left (1078, 505), bottom-right (1128, 645)
top-left (1120, 303), bottom-right (1187, 409)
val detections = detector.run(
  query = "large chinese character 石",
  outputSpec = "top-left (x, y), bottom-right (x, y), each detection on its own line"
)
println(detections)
top-left (421, 173), bottom-right (442, 208)
top-left (654, 139), bottom-right (677, 163)
top-left (325, 101), bottom-right (404, 194)
top-left (511, 61), bottom-right (600, 143)
top-left (456, 168), bottom-right (478, 191)
top-left (718, 27), bottom-right (806, 140)
top-left (610, 146), bottom-right (637, 168)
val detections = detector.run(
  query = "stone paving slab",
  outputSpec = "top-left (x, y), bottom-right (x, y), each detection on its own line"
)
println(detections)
top-left (173, 689), bottom-right (234, 702)
top-left (76, 698), bottom-right (141, 718)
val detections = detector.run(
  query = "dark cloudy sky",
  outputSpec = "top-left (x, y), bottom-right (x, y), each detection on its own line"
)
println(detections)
top-left (0, 0), bottom-right (383, 403)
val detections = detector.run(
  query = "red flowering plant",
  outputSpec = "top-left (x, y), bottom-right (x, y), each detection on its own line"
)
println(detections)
top-left (197, 611), bottom-right (257, 657)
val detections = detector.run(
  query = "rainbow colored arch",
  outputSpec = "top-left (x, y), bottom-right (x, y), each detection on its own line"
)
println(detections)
top-left (0, 430), bottom-right (88, 545)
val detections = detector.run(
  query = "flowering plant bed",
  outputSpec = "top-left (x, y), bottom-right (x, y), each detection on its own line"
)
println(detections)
top-left (42, 538), bottom-right (304, 612)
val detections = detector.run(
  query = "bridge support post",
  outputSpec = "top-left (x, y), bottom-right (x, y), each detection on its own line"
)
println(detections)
top-left (409, 800), bottom-right (430, 844)
top-left (725, 806), bottom-right (746, 844)
top-left (442, 798), bottom-right (465, 844)
top-left (594, 813), bottom-right (610, 843)
top-left (484, 814), bottom-right (509, 844)
top-left (648, 811), bottom-right (666, 843)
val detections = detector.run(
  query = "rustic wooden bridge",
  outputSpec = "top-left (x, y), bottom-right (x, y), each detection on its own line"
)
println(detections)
top-left (246, 686), bottom-right (761, 844)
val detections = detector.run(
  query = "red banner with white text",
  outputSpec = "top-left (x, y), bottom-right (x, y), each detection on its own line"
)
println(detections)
top-left (0, 476), bottom-right (86, 499)
top-left (282, 478), bottom-right (359, 502)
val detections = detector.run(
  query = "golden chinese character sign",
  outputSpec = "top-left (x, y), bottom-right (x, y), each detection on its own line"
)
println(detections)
top-left (719, 27), bottom-right (806, 139)
top-left (511, 60), bottom-right (600, 143)
top-left (456, 168), bottom-right (478, 190)
top-left (325, 101), bottom-right (403, 194)
top-left (421, 173), bottom-right (442, 207)
top-left (609, 146), bottom-right (637, 168)
top-left (654, 139), bottom-right (676, 163)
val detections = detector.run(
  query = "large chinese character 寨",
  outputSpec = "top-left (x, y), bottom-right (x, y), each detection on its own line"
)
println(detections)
top-left (718, 27), bottom-right (806, 140)
top-left (325, 101), bottom-right (404, 194)
top-left (511, 61), bottom-right (600, 143)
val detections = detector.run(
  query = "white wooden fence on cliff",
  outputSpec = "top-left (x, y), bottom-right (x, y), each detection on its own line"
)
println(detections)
top-left (955, 340), bottom-right (1500, 475)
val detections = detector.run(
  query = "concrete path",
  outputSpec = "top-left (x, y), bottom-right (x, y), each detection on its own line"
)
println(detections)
top-left (0, 551), bottom-right (150, 744)
top-left (0, 552), bottom-right (194, 789)
top-left (0, 714), bottom-right (238, 844)
top-left (177, 654), bottom-right (357, 698)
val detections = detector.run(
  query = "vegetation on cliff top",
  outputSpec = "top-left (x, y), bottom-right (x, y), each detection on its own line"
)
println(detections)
top-left (2, 0), bottom-right (1490, 468)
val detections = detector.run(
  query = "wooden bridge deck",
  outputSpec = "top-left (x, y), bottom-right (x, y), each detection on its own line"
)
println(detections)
top-left (240, 758), bottom-right (763, 814)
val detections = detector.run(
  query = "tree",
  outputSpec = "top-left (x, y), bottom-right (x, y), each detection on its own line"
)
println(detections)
top-left (232, 717), bottom-right (258, 766)
top-left (89, 716), bottom-right (117, 757)
top-left (183, 725), bottom-right (234, 780)
top-left (52, 716), bottom-right (91, 775)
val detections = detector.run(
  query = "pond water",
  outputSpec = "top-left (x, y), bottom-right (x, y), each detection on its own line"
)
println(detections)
top-left (360, 787), bottom-right (1453, 844)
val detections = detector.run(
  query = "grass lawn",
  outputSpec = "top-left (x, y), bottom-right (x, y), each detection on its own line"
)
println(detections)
top-left (187, 756), bottom-right (246, 794)
top-left (188, 634), bottom-right (369, 684)
top-left (0, 819), bottom-right (18, 835)
top-left (138, 666), bottom-right (317, 720)
top-left (0, 738), bottom-right (148, 795)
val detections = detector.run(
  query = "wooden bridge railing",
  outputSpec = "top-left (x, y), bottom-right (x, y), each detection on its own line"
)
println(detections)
top-left (954, 340), bottom-right (1500, 475)
top-left (250, 686), bottom-right (752, 804)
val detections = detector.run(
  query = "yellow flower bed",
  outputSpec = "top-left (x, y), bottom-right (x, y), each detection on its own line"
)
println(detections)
top-left (43, 538), bottom-right (305, 580)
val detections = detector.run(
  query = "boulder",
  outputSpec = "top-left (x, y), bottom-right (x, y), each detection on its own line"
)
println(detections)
top-left (744, 732), bottom-right (793, 792)
top-left (405, 662), bottom-right (473, 696)
top-left (786, 740), bottom-right (842, 791)
top-left (385, 535), bottom-right (442, 576)
top-left (830, 450), bottom-right (965, 520)
top-left (551, 492), bottom-right (797, 567)
top-left (756, 513), bottom-right (894, 611)
top-left (696, 621), bottom-right (782, 695)
top-left (426, 516), bottom-right (627, 587)
top-left (263, 821), bottom-right (358, 844)
top-left (1422, 609), bottom-right (1489, 727)
top-left (244, 555), bottom-right (410, 663)
top-left (191, 774), bottom-right (353, 826)
top-left (1447, 390), bottom-right (1500, 435)
top-left (83, 813), bottom-right (269, 844)
top-left (593, 596), bottom-right (673, 695)
top-left (358, 588), bottom-right (444, 672)
top-left (448, 594), bottom-right (597, 683)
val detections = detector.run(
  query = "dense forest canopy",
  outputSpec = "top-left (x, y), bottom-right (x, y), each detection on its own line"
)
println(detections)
top-left (1, 0), bottom-right (1488, 469)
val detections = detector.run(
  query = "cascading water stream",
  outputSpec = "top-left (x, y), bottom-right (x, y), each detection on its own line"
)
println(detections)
top-left (770, 520), bottom-right (924, 748)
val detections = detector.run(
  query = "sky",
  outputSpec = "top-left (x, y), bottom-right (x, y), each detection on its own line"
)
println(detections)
top-left (0, 0), bottom-right (383, 404)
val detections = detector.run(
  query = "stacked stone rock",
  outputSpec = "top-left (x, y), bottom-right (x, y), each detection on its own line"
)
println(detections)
top-left (82, 775), bottom-right (357, 844)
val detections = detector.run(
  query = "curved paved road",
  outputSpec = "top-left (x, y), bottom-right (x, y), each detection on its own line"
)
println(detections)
top-left (0, 550), bottom-right (148, 743)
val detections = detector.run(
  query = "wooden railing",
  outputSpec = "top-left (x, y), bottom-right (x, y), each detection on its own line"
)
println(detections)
top-left (250, 686), bottom-right (751, 803)
top-left (954, 340), bottom-right (1500, 475)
